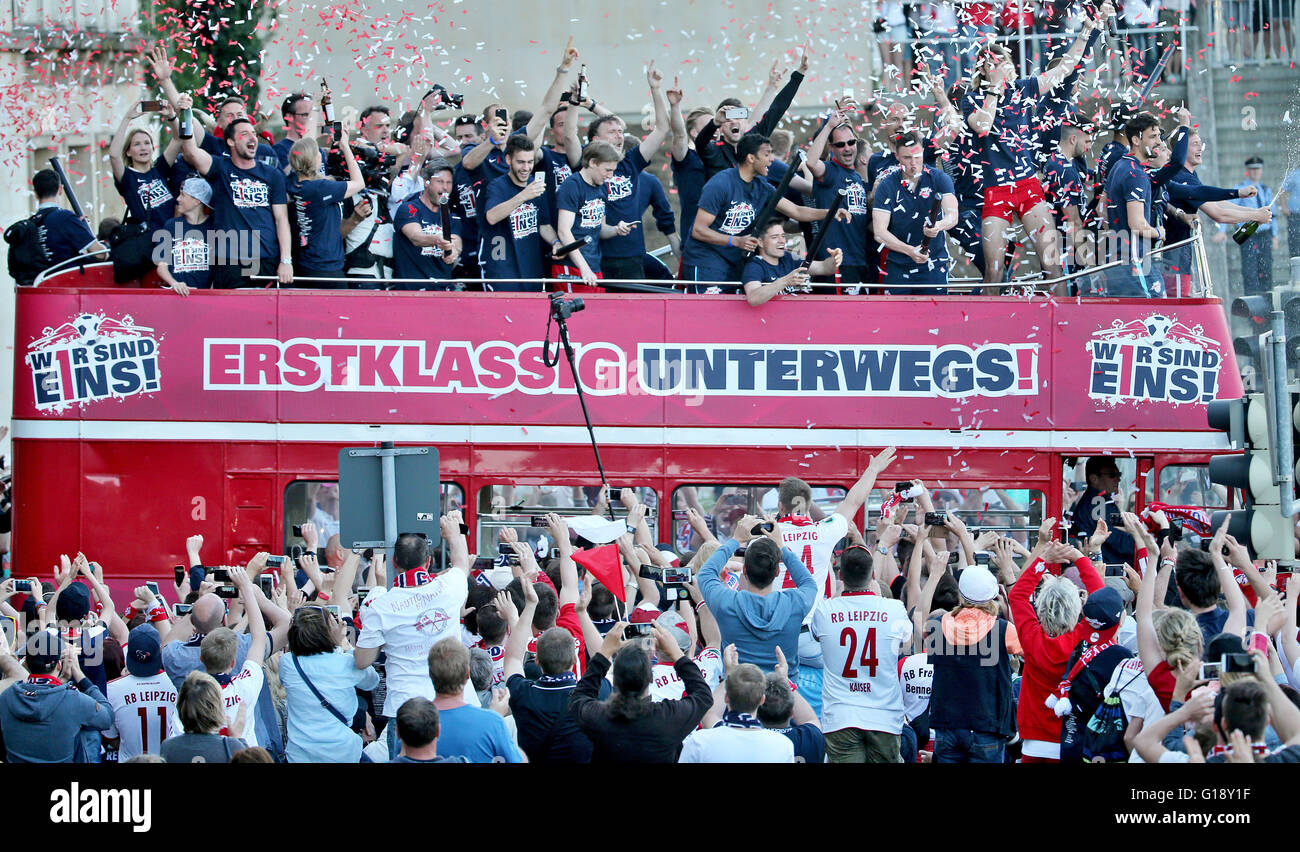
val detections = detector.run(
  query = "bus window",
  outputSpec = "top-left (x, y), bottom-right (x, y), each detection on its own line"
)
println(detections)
top-left (476, 484), bottom-right (658, 559)
top-left (867, 487), bottom-right (1045, 551)
top-left (670, 484), bottom-right (847, 553)
top-left (1063, 456), bottom-right (1140, 515)
top-left (1157, 465), bottom-right (1227, 509)
top-left (284, 480), bottom-right (464, 554)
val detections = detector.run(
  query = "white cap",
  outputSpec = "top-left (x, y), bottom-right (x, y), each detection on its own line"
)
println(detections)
top-left (958, 566), bottom-right (1000, 604)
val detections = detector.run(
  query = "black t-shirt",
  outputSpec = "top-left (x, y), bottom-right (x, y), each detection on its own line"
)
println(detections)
top-left (506, 672), bottom-right (609, 764)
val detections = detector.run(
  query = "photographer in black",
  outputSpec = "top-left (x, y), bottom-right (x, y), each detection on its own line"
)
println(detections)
top-left (1066, 457), bottom-right (1135, 566)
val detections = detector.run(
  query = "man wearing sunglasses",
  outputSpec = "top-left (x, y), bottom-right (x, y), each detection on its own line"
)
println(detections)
top-left (1066, 457), bottom-right (1135, 566)
top-left (805, 109), bottom-right (871, 289)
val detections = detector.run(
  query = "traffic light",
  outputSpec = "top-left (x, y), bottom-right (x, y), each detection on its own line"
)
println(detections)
top-left (1207, 394), bottom-right (1292, 559)
top-left (1284, 295), bottom-right (1300, 375)
top-left (1233, 296), bottom-right (1271, 387)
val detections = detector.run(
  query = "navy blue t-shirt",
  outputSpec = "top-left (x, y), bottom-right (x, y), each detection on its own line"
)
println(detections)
top-left (273, 137), bottom-right (294, 170)
top-left (392, 195), bottom-right (461, 284)
top-left (600, 147), bottom-right (650, 259)
top-left (1105, 153), bottom-right (1152, 258)
top-left (204, 156), bottom-right (287, 260)
top-left (814, 159), bottom-right (870, 265)
top-left (681, 167), bottom-right (774, 272)
top-left (873, 166), bottom-right (955, 283)
top-left (1042, 152), bottom-right (1084, 229)
top-left (539, 145), bottom-right (573, 224)
top-left (556, 172), bottom-right (609, 272)
top-left (960, 77), bottom-right (1042, 185)
top-left (37, 206), bottom-right (96, 265)
top-left (158, 215), bottom-right (214, 290)
top-left (774, 722), bottom-right (825, 764)
top-left (114, 157), bottom-right (175, 231)
top-left (451, 142), bottom-right (507, 263)
top-left (480, 173), bottom-right (553, 284)
top-left (286, 174), bottom-right (349, 270)
top-left (671, 148), bottom-right (707, 245)
top-left (200, 131), bottom-right (280, 170)
top-left (742, 251), bottom-right (800, 286)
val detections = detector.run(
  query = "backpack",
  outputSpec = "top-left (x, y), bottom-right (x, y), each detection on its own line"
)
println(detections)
top-left (1080, 667), bottom-right (1144, 763)
top-left (4, 208), bottom-right (54, 286)
top-left (107, 218), bottom-right (154, 283)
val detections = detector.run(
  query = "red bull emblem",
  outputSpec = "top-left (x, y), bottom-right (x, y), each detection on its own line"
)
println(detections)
top-left (26, 312), bottom-right (161, 412)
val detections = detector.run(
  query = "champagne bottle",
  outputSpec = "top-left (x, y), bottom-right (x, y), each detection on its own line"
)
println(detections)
top-left (320, 79), bottom-right (336, 124)
top-left (578, 64), bottom-right (589, 102)
top-left (178, 107), bottom-right (193, 140)
top-left (1232, 219), bottom-right (1260, 245)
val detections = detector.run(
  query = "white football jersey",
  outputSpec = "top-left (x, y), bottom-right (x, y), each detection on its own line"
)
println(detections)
top-left (649, 648), bottom-right (725, 702)
top-left (810, 591), bottom-right (911, 735)
top-left (899, 653), bottom-right (933, 723)
top-left (776, 513), bottom-right (849, 620)
top-left (106, 672), bottom-right (179, 761)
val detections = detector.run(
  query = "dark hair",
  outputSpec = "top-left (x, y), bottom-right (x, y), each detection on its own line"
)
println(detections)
top-left (933, 572), bottom-right (961, 611)
top-left (1174, 548), bottom-right (1219, 609)
top-left (505, 133), bottom-right (535, 160)
top-left (777, 477), bottom-right (812, 513)
top-left (281, 93), bottom-right (310, 118)
top-left (894, 130), bottom-right (921, 150)
top-left (839, 546), bottom-right (874, 590)
top-left (587, 114), bottom-right (623, 142)
top-left (588, 583), bottom-right (616, 620)
top-left (756, 672), bottom-right (794, 726)
top-left (1220, 680), bottom-right (1269, 742)
top-left (396, 697), bottom-right (440, 747)
top-left (1084, 456), bottom-right (1119, 480)
top-left (609, 642), bottom-right (653, 720)
top-left (1123, 112), bottom-right (1160, 145)
top-left (217, 96), bottom-right (246, 111)
top-left (394, 110), bottom-right (418, 145)
top-left (536, 626), bottom-right (576, 675)
top-left (716, 97), bottom-right (743, 112)
top-left (421, 156), bottom-right (454, 183)
top-left (743, 537), bottom-right (782, 589)
top-left (476, 604), bottom-right (508, 645)
top-left (511, 110), bottom-right (532, 132)
top-left (287, 607), bottom-right (336, 656)
top-left (360, 105), bottom-right (390, 123)
top-left (462, 582), bottom-right (499, 636)
top-left (33, 169), bottom-right (60, 200)
top-left (454, 114), bottom-right (480, 130)
top-left (393, 532), bottom-right (430, 571)
top-left (533, 582), bottom-right (558, 630)
top-left (737, 132), bottom-right (770, 165)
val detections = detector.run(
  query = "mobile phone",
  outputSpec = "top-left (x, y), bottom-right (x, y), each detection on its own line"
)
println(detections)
top-left (174, 603), bottom-right (193, 617)
top-left (624, 622), bottom-right (654, 639)
top-left (663, 567), bottom-right (693, 585)
top-left (948, 551), bottom-right (961, 565)
top-left (1199, 660), bottom-right (1223, 680)
top-left (1223, 653), bottom-right (1256, 674)
top-left (174, 565), bottom-right (186, 586)
top-left (671, 509), bottom-right (689, 520)
top-left (1104, 563), bottom-right (1128, 577)
top-left (550, 547), bottom-right (561, 560)
top-left (258, 575), bottom-right (275, 596)
top-left (559, 91), bottom-right (573, 104)
top-left (1104, 508), bottom-right (1122, 527)
top-left (1249, 631), bottom-right (1270, 655)
top-left (1071, 481), bottom-right (1086, 491)
top-left (325, 605), bottom-right (342, 618)
top-left (141, 100), bottom-right (163, 112)
top-left (215, 585), bottom-right (239, 599)
top-left (533, 172), bottom-right (545, 184)
top-left (894, 482), bottom-right (914, 493)
top-left (459, 523), bottom-right (470, 535)
top-left (146, 581), bottom-right (161, 597)
top-left (12, 579), bottom-right (33, 593)
top-left (638, 564), bottom-right (661, 580)
top-left (357, 587), bottom-right (371, 601)
top-left (1197, 538), bottom-right (1229, 555)
top-left (925, 511), bottom-right (948, 526)
top-left (724, 106), bottom-right (749, 120)
top-left (505, 552), bottom-right (521, 565)
top-left (751, 521), bottom-right (775, 535)
top-left (289, 544), bottom-right (305, 561)
top-left (292, 524), bottom-right (303, 537)
top-left (266, 555), bottom-right (286, 568)
top-left (552, 236), bottom-right (590, 257)
top-left (495, 107), bottom-right (508, 123)
top-left (207, 567), bottom-right (230, 583)
top-left (530, 516), bottom-right (549, 527)
top-left (974, 552), bottom-right (992, 566)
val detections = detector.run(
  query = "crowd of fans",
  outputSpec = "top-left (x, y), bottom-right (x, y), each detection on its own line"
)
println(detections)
top-left (3, 451), bottom-right (1300, 765)
top-left (11, 1), bottom-right (1289, 298)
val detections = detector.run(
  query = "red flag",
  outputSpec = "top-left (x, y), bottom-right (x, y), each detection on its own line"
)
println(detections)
top-left (572, 544), bottom-right (625, 602)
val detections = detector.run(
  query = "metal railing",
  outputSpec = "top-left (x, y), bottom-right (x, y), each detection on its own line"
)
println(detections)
top-left (1208, 0), bottom-right (1298, 64)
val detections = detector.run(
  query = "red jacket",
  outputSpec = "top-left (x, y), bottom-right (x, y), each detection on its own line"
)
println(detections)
top-left (1009, 555), bottom-right (1103, 746)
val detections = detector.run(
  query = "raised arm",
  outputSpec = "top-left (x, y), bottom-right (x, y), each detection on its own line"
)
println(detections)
top-left (751, 44), bottom-right (807, 137)
top-left (180, 129), bottom-right (213, 177)
top-left (834, 446), bottom-right (897, 522)
top-left (546, 512), bottom-right (579, 608)
top-left (667, 76), bottom-right (688, 163)
top-left (229, 559), bottom-right (267, 666)
top-left (503, 574), bottom-right (538, 680)
top-left (109, 102), bottom-right (144, 182)
top-left (806, 111), bottom-right (842, 181)
top-left (526, 38), bottom-right (581, 144)
top-left (1038, 6), bottom-right (1106, 94)
top-left (637, 61), bottom-right (671, 161)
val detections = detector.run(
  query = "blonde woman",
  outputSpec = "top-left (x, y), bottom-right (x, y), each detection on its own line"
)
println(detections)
top-left (109, 99), bottom-right (182, 231)
top-left (285, 131), bottom-right (365, 283)
top-left (159, 671), bottom-right (249, 763)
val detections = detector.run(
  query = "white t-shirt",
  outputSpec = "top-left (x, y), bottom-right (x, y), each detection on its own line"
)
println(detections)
top-left (679, 725), bottom-right (795, 763)
top-left (106, 672), bottom-right (179, 761)
top-left (221, 661), bottom-right (264, 748)
top-left (899, 653), bottom-right (933, 723)
top-left (1101, 657), bottom-right (1163, 764)
top-left (811, 591), bottom-right (912, 735)
top-left (776, 513), bottom-right (848, 621)
top-left (356, 567), bottom-right (469, 716)
top-left (649, 648), bottom-right (725, 702)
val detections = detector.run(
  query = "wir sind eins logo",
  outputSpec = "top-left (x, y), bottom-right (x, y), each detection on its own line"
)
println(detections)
top-left (1086, 313), bottom-right (1222, 406)
top-left (26, 312), bottom-right (161, 412)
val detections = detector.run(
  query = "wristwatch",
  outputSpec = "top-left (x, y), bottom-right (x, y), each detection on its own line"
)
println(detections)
top-left (280, 257), bottom-right (292, 265)
top-left (877, 544), bottom-right (890, 556)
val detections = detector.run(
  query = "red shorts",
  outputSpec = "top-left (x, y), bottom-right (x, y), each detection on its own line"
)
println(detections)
top-left (982, 176), bottom-right (1046, 223)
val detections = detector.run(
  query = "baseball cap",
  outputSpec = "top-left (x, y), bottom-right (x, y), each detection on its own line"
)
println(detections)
top-left (1205, 631), bottom-right (1246, 662)
top-left (1082, 586), bottom-right (1124, 632)
top-left (55, 582), bottom-right (91, 622)
top-left (654, 610), bottom-right (691, 653)
top-left (958, 566), bottom-right (1000, 604)
top-left (629, 604), bottom-right (660, 624)
top-left (125, 623), bottom-right (163, 677)
top-left (181, 177), bottom-right (213, 207)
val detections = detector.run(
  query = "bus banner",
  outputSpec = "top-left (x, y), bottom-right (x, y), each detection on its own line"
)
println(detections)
top-left (14, 290), bottom-right (1240, 433)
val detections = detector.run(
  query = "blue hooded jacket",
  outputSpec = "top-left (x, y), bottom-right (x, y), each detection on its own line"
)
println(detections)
top-left (698, 538), bottom-right (816, 678)
top-left (0, 677), bottom-right (113, 762)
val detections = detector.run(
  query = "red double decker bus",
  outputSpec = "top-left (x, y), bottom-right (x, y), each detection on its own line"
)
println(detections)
top-left (11, 262), bottom-right (1241, 601)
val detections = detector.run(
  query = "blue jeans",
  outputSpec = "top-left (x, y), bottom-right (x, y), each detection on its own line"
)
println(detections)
top-left (932, 728), bottom-right (1007, 764)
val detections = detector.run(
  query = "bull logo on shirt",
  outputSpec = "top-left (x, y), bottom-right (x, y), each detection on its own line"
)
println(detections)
top-left (510, 202), bottom-right (539, 239)
top-left (419, 224), bottom-right (446, 257)
top-left (606, 174), bottom-right (634, 202)
top-left (172, 236), bottom-right (208, 274)
top-left (457, 184), bottom-right (477, 217)
top-left (553, 161), bottom-right (572, 185)
top-left (1086, 313), bottom-right (1222, 406)
top-left (718, 202), bottom-right (756, 235)
top-left (137, 179), bottom-right (173, 211)
top-left (843, 180), bottom-right (868, 215)
top-left (578, 198), bottom-right (605, 230)
top-left (229, 177), bottom-right (269, 208)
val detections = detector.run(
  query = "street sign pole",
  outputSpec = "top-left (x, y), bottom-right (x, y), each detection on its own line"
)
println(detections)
top-left (339, 445), bottom-right (440, 589)
top-left (380, 441), bottom-right (398, 586)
